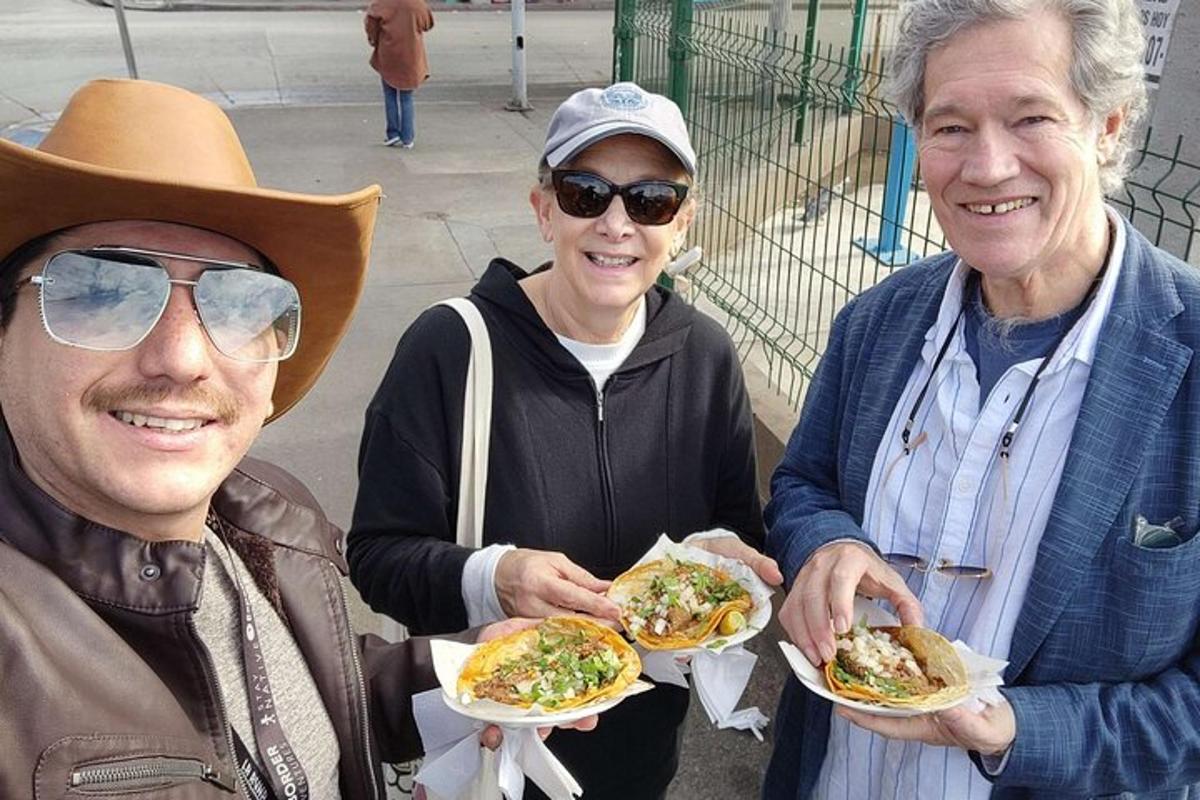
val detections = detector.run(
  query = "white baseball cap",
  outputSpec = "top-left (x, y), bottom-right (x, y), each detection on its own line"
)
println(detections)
top-left (542, 82), bottom-right (697, 175)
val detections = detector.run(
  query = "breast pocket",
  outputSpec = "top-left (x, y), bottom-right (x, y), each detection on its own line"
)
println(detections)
top-left (1108, 527), bottom-right (1200, 675)
top-left (36, 734), bottom-right (228, 799)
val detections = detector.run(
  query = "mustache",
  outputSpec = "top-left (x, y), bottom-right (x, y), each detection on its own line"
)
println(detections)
top-left (84, 382), bottom-right (242, 426)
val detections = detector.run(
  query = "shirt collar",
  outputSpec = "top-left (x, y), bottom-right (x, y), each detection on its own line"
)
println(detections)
top-left (923, 204), bottom-right (1125, 372)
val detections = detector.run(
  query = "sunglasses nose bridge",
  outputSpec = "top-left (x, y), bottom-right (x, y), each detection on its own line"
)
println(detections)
top-left (593, 189), bottom-right (638, 234)
top-left (140, 278), bottom-right (214, 353)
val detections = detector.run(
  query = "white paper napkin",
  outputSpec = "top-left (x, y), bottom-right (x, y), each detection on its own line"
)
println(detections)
top-left (691, 645), bottom-right (770, 740)
top-left (951, 641), bottom-right (1008, 712)
top-left (413, 688), bottom-right (583, 800)
top-left (638, 648), bottom-right (691, 689)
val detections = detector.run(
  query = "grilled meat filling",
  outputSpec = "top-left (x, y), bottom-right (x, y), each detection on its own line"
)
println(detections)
top-left (832, 623), bottom-right (941, 699)
top-left (471, 628), bottom-right (623, 708)
top-left (625, 558), bottom-right (748, 638)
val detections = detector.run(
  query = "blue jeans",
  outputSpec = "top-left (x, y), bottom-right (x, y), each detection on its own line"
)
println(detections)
top-left (382, 79), bottom-right (415, 144)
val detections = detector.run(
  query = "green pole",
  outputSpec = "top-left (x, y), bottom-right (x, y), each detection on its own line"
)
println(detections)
top-left (614, 0), bottom-right (637, 82)
top-left (659, 0), bottom-right (693, 289)
top-left (667, 0), bottom-right (693, 118)
top-left (841, 0), bottom-right (868, 110)
top-left (794, 0), bottom-right (821, 144)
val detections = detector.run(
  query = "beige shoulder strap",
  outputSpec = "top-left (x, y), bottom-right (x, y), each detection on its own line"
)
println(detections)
top-left (433, 298), bottom-right (493, 550)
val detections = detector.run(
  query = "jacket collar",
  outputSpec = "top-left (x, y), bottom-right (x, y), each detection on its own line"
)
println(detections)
top-left (1005, 217), bottom-right (1191, 678)
top-left (0, 415), bottom-right (207, 612)
top-left (0, 415), bottom-right (341, 614)
top-left (471, 258), bottom-right (696, 380)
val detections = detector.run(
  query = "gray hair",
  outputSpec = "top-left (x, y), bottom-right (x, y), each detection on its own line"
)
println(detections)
top-left (889, 0), bottom-right (1148, 194)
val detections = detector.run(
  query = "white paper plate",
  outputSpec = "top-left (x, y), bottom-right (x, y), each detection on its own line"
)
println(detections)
top-left (778, 598), bottom-right (970, 718)
top-left (615, 533), bottom-right (776, 656)
top-left (431, 638), bottom-right (655, 729)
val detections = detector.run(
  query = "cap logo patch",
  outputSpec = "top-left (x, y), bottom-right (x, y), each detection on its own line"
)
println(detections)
top-left (601, 85), bottom-right (648, 111)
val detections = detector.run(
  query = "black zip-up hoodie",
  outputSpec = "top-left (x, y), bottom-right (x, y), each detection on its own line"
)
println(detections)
top-left (348, 259), bottom-right (764, 634)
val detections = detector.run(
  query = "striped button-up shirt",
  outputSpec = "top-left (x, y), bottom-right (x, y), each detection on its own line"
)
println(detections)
top-left (813, 211), bottom-right (1125, 800)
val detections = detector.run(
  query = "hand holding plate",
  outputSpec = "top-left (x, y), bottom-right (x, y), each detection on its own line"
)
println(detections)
top-left (835, 697), bottom-right (1016, 756)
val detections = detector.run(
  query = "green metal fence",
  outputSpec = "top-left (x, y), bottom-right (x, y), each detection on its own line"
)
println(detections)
top-left (613, 0), bottom-right (1200, 407)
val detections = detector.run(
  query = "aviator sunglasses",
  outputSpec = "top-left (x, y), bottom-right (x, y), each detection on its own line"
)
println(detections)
top-left (551, 169), bottom-right (690, 226)
top-left (11, 246), bottom-right (301, 363)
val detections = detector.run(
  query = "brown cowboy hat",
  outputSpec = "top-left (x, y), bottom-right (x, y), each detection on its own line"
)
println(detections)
top-left (0, 78), bottom-right (380, 422)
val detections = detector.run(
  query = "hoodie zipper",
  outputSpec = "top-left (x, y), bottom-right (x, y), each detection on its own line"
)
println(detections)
top-left (71, 756), bottom-right (222, 791)
top-left (595, 382), bottom-right (618, 565)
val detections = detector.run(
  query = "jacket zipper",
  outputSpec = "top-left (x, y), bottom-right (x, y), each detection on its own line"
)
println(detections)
top-left (188, 615), bottom-right (246, 798)
top-left (198, 517), bottom-right (253, 798)
top-left (71, 755), bottom-right (221, 791)
top-left (595, 383), bottom-right (618, 565)
top-left (337, 569), bottom-right (382, 800)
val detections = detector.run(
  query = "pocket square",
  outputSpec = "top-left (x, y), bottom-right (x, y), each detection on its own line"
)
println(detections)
top-left (1132, 515), bottom-right (1187, 549)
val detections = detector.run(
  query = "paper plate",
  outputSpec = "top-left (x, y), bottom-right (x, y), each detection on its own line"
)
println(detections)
top-left (431, 638), bottom-right (655, 729)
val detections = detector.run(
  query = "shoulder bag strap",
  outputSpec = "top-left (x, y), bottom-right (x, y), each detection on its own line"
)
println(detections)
top-left (432, 298), bottom-right (493, 549)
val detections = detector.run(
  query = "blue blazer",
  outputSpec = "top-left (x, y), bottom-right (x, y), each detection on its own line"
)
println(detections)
top-left (763, 218), bottom-right (1200, 799)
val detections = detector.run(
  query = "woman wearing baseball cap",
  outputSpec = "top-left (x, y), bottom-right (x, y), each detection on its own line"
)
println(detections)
top-left (349, 82), bottom-right (781, 798)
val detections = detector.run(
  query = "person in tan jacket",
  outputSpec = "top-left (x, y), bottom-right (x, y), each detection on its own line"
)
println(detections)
top-left (365, 0), bottom-right (434, 148)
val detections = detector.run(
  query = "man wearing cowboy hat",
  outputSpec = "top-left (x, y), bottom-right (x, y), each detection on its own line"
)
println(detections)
top-left (0, 78), bottom-right (570, 800)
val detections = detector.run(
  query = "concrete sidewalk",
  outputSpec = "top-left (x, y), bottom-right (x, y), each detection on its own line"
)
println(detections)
top-left (0, 4), bottom-right (614, 131)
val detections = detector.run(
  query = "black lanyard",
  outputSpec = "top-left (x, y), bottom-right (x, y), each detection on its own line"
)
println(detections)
top-left (209, 516), bottom-right (310, 800)
top-left (231, 728), bottom-right (281, 800)
top-left (901, 256), bottom-right (1108, 462)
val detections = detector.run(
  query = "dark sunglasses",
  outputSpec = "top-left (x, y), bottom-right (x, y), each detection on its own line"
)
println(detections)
top-left (14, 247), bottom-right (301, 363)
top-left (551, 169), bottom-right (690, 226)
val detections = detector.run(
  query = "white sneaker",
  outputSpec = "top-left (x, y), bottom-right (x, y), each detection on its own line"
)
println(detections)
top-left (400, 140), bottom-right (415, 149)
top-left (384, 136), bottom-right (401, 147)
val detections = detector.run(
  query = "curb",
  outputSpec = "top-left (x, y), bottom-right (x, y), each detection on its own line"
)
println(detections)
top-left (88, 0), bottom-right (613, 10)
top-left (0, 80), bottom-right (593, 145)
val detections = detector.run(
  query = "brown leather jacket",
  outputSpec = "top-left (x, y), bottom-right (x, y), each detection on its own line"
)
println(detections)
top-left (0, 419), bottom-right (439, 799)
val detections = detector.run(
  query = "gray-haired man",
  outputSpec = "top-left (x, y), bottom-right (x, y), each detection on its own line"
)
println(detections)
top-left (765, 1), bottom-right (1200, 798)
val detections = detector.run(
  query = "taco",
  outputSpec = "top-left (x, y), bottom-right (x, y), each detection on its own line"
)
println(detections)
top-left (457, 616), bottom-right (641, 710)
top-left (607, 557), bottom-right (754, 649)
top-left (824, 619), bottom-right (969, 709)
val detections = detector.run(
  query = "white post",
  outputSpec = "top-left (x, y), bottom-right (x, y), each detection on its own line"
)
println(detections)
top-left (506, 0), bottom-right (531, 111)
top-left (112, 0), bottom-right (139, 79)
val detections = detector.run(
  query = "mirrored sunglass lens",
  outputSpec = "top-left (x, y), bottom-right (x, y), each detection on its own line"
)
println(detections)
top-left (625, 182), bottom-right (683, 225)
top-left (195, 269), bottom-right (300, 362)
top-left (556, 173), bottom-right (613, 218)
top-left (41, 253), bottom-right (168, 350)
top-left (938, 565), bottom-right (991, 578)
top-left (883, 553), bottom-right (925, 569)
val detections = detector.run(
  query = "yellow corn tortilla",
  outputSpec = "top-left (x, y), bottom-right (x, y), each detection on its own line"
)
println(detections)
top-left (607, 558), bottom-right (754, 650)
top-left (457, 616), bottom-right (641, 710)
top-left (824, 625), bottom-right (969, 710)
